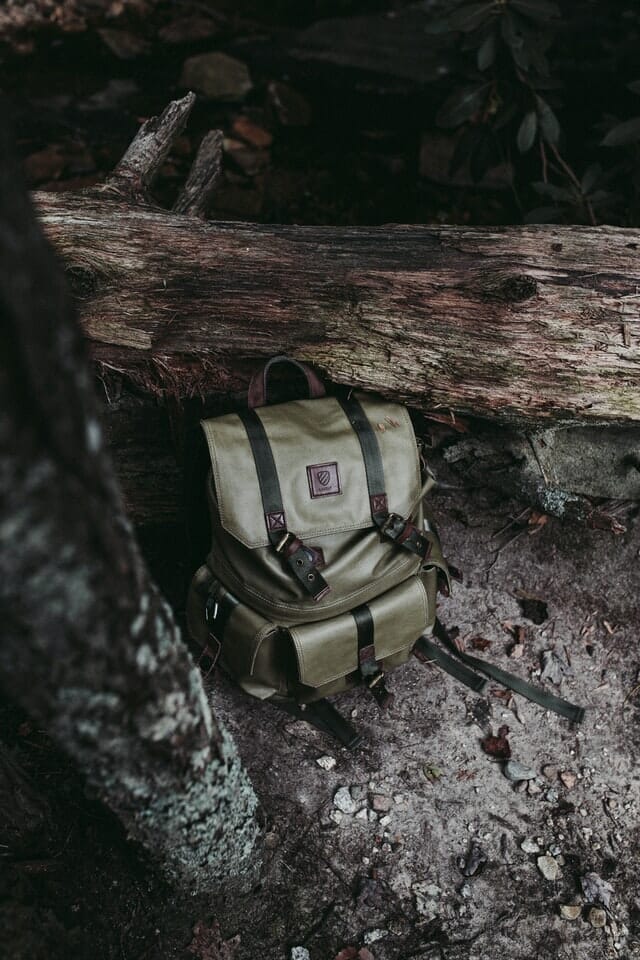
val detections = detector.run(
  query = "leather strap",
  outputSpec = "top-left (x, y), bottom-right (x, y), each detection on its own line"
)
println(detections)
top-left (248, 356), bottom-right (326, 409)
top-left (414, 635), bottom-right (487, 693)
top-left (352, 603), bottom-right (393, 709)
top-left (239, 409), bottom-right (330, 601)
top-left (339, 396), bottom-right (430, 560)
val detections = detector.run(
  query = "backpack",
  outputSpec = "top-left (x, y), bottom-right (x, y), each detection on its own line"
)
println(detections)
top-left (187, 357), bottom-right (584, 747)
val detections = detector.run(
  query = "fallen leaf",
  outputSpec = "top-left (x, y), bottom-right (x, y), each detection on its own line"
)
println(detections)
top-left (481, 725), bottom-right (511, 759)
top-left (423, 764), bottom-right (443, 782)
top-left (470, 636), bottom-right (491, 651)
top-left (459, 840), bottom-right (487, 877)
top-left (581, 872), bottom-right (614, 909)
top-left (540, 649), bottom-right (573, 686)
top-left (334, 949), bottom-right (359, 960)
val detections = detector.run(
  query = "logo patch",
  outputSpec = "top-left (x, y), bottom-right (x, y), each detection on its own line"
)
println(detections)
top-left (307, 461), bottom-right (341, 499)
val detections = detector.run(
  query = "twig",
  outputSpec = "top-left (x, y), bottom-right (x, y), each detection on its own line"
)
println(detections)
top-left (173, 129), bottom-right (224, 218)
top-left (105, 93), bottom-right (197, 202)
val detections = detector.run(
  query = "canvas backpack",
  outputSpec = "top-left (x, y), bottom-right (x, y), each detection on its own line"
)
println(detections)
top-left (187, 357), bottom-right (584, 746)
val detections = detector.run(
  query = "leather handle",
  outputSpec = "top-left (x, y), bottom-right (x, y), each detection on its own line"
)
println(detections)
top-left (247, 355), bottom-right (326, 408)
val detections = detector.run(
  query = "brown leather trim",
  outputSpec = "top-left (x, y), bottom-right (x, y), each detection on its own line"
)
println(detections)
top-left (248, 356), bottom-right (326, 409)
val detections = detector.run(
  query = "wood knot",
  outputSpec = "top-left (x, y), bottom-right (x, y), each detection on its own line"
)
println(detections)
top-left (66, 264), bottom-right (99, 300)
top-left (481, 273), bottom-right (538, 303)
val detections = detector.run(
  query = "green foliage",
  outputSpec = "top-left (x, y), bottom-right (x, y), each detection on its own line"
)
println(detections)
top-left (430, 0), bottom-right (640, 224)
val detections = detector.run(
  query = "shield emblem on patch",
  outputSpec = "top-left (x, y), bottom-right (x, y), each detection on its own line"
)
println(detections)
top-left (307, 462), bottom-right (341, 498)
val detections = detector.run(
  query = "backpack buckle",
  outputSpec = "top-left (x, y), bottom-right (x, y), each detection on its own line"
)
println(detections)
top-left (197, 637), bottom-right (221, 679)
top-left (275, 531), bottom-right (296, 554)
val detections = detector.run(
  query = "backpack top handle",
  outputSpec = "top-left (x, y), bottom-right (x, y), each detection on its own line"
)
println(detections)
top-left (247, 355), bottom-right (326, 409)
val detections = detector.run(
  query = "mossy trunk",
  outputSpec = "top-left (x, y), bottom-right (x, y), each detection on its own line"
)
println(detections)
top-left (0, 116), bottom-right (260, 895)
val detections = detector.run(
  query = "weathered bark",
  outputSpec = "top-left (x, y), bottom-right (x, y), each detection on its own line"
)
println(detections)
top-left (36, 191), bottom-right (640, 428)
top-left (0, 110), bottom-right (260, 894)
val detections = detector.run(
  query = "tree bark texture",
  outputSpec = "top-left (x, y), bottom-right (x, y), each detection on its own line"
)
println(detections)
top-left (0, 116), bottom-right (260, 895)
top-left (36, 191), bottom-right (640, 427)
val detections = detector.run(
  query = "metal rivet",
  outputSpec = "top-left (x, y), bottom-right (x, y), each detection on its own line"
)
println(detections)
top-left (296, 558), bottom-right (304, 566)
top-left (307, 574), bottom-right (315, 581)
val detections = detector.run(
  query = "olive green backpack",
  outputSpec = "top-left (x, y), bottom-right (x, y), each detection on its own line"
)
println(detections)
top-left (187, 357), bottom-right (584, 746)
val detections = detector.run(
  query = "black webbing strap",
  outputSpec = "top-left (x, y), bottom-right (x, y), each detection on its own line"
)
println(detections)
top-left (352, 603), bottom-right (393, 708)
top-left (430, 619), bottom-right (585, 723)
top-left (338, 396), bottom-right (430, 560)
top-left (239, 409), bottom-right (329, 601)
top-left (274, 698), bottom-right (363, 750)
top-left (414, 635), bottom-right (487, 693)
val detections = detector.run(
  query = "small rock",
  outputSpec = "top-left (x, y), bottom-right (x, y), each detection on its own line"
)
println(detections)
top-left (355, 809), bottom-right (368, 821)
top-left (370, 794), bottom-right (392, 813)
top-left (268, 80), bottom-right (312, 126)
top-left (329, 810), bottom-right (344, 825)
top-left (350, 784), bottom-right (367, 802)
top-left (545, 788), bottom-right (560, 804)
top-left (537, 855), bottom-right (561, 881)
top-left (559, 770), bottom-right (577, 789)
top-left (527, 780), bottom-right (542, 795)
top-left (334, 787), bottom-right (358, 815)
top-left (542, 764), bottom-right (559, 780)
top-left (232, 115), bottom-right (273, 148)
top-left (504, 760), bottom-right (537, 782)
top-left (520, 838), bottom-right (541, 854)
top-left (588, 907), bottom-right (607, 928)
top-left (368, 810), bottom-right (378, 823)
top-left (459, 841), bottom-right (487, 877)
top-left (316, 755), bottom-right (336, 771)
top-left (509, 642), bottom-right (525, 659)
top-left (291, 948), bottom-right (310, 960)
top-left (180, 52), bottom-right (252, 101)
top-left (363, 928), bottom-right (388, 944)
top-left (560, 904), bottom-right (582, 921)
top-left (379, 815), bottom-right (391, 827)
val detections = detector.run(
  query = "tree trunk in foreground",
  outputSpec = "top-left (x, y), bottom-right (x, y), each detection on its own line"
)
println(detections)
top-left (36, 195), bottom-right (640, 428)
top-left (0, 111), bottom-right (260, 895)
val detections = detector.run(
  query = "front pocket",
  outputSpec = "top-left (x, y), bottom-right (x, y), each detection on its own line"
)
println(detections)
top-left (289, 575), bottom-right (430, 690)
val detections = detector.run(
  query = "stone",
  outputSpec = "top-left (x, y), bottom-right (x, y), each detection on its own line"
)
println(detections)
top-left (560, 904), bottom-right (582, 921)
top-left (520, 838), bottom-right (541, 854)
top-left (291, 948), bottom-right (310, 960)
top-left (379, 815), bottom-right (391, 827)
top-left (542, 764), bottom-right (558, 780)
top-left (559, 770), bottom-right (577, 789)
top-left (588, 907), bottom-right (607, 928)
top-left (350, 784), bottom-right (367, 802)
top-left (232, 115), bottom-right (273, 148)
top-left (363, 929), bottom-right (388, 944)
top-left (333, 787), bottom-right (357, 815)
top-left (329, 810), bottom-right (344, 825)
top-left (355, 809), bottom-right (368, 821)
top-left (504, 760), bottom-right (537, 781)
top-left (368, 810), bottom-right (378, 823)
top-left (537, 855), bottom-right (561, 881)
top-left (180, 52), bottom-right (252, 101)
top-left (268, 81), bottom-right (312, 126)
top-left (370, 793), bottom-right (392, 812)
top-left (316, 755), bottom-right (336, 771)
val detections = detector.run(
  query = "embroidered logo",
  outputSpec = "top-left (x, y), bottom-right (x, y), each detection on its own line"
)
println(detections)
top-left (307, 462), bottom-right (341, 499)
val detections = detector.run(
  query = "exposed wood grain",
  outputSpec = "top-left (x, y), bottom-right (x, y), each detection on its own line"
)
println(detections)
top-left (36, 189), bottom-right (640, 425)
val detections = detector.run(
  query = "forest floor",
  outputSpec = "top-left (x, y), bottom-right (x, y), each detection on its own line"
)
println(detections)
top-left (1, 2), bottom-right (639, 959)
top-left (3, 481), bottom-right (640, 960)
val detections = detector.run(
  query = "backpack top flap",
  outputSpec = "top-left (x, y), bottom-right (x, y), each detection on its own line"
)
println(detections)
top-left (201, 394), bottom-right (421, 549)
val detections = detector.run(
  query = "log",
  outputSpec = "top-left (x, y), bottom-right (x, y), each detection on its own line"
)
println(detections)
top-left (31, 92), bottom-right (636, 524)
top-left (36, 182), bottom-right (640, 429)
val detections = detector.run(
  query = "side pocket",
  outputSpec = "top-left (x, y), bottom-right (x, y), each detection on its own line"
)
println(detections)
top-left (186, 566), bottom-right (294, 700)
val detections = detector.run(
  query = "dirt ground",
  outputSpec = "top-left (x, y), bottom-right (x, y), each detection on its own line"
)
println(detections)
top-left (2, 469), bottom-right (639, 960)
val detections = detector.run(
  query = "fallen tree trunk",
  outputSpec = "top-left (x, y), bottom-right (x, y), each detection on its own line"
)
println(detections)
top-left (36, 191), bottom-right (640, 427)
